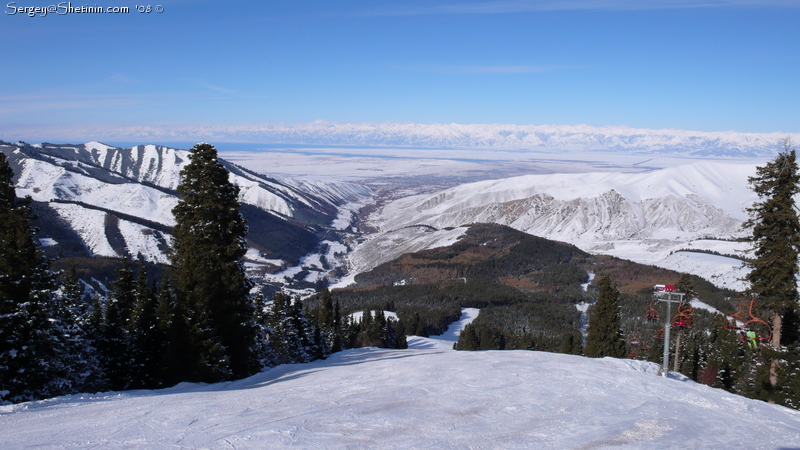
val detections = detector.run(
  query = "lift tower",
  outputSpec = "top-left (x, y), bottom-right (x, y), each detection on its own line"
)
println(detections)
top-left (653, 286), bottom-right (685, 378)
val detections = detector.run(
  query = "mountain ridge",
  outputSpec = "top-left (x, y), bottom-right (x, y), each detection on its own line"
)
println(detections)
top-left (9, 122), bottom-right (798, 156)
top-left (0, 141), bottom-right (371, 283)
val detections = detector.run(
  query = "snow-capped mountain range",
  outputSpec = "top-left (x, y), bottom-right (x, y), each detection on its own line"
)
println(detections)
top-left (0, 141), bottom-right (370, 270)
top-left (13, 122), bottom-right (798, 157)
top-left (0, 137), bottom-right (774, 292)
top-left (351, 160), bottom-right (758, 290)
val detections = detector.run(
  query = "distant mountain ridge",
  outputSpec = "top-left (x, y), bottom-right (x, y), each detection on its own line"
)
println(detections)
top-left (11, 123), bottom-right (797, 157)
top-left (349, 160), bottom-right (757, 290)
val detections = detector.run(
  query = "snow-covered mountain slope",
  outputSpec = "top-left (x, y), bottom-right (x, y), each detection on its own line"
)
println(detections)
top-left (2, 346), bottom-right (799, 448)
top-left (0, 141), bottom-right (371, 266)
top-left (355, 160), bottom-right (756, 290)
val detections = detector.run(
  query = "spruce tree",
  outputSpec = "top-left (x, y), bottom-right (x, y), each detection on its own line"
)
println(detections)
top-left (268, 293), bottom-right (311, 364)
top-left (171, 143), bottom-right (259, 382)
top-left (0, 152), bottom-right (65, 402)
top-left (676, 273), bottom-right (697, 301)
top-left (129, 261), bottom-right (161, 389)
top-left (584, 274), bottom-right (626, 358)
top-left (54, 264), bottom-right (103, 394)
top-left (154, 276), bottom-right (186, 387)
top-left (745, 140), bottom-right (800, 346)
top-left (99, 257), bottom-right (135, 390)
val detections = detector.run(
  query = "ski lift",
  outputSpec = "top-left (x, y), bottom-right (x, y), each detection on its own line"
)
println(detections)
top-left (740, 297), bottom-right (772, 346)
top-left (645, 299), bottom-right (660, 323)
top-left (655, 328), bottom-right (665, 340)
top-left (671, 302), bottom-right (694, 330)
top-left (628, 331), bottom-right (640, 359)
top-left (723, 300), bottom-right (746, 332)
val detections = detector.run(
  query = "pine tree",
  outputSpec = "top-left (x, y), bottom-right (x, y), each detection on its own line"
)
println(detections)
top-left (170, 143), bottom-right (259, 382)
top-left (676, 273), bottom-right (697, 301)
top-left (251, 291), bottom-right (277, 367)
top-left (0, 152), bottom-right (65, 402)
top-left (99, 257), bottom-right (135, 390)
top-left (332, 299), bottom-right (343, 352)
top-left (745, 139), bottom-right (800, 346)
top-left (584, 275), bottom-right (626, 358)
top-left (53, 264), bottom-right (103, 394)
top-left (267, 293), bottom-right (311, 364)
top-left (745, 140), bottom-right (800, 404)
top-left (154, 276), bottom-right (187, 387)
top-left (128, 261), bottom-right (161, 389)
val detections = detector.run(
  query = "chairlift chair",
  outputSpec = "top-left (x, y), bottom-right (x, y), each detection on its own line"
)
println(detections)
top-left (645, 299), bottom-right (660, 323)
top-left (723, 301), bottom-right (746, 332)
top-left (740, 297), bottom-right (772, 346)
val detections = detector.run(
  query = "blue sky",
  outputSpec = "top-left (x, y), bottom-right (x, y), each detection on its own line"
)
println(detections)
top-left (2, 0), bottom-right (799, 141)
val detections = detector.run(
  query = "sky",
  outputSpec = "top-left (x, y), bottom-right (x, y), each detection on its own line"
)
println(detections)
top-left (2, 0), bottom-right (800, 142)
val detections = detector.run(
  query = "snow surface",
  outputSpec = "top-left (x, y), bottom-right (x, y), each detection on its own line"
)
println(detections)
top-left (349, 310), bottom-right (399, 322)
top-left (37, 238), bottom-right (57, 247)
top-left (3, 346), bottom-right (800, 448)
top-left (692, 300), bottom-right (723, 316)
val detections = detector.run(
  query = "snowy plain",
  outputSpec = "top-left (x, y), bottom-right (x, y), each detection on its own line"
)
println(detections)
top-left (3, 312), bottom-right (800, 449)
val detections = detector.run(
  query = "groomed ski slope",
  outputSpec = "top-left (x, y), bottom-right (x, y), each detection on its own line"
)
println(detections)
top-left (3, 311), bottom-right (800, 449)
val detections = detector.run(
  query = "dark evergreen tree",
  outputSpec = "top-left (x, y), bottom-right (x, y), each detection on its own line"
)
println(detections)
top-left (251, 291), bottom-right (277, 367)
top-left (745, 140), bottom-right (800, 346)
top-left (584, 275), bottom-right (626, 358)
top-left (53, 264), bottom-right (103, 394)
top-left (170, 143), bottom-right (259, 382)
top-left (128, 262), bottom-right (161, 389)
top-left (331, 299), bottom-right (343, 352)
top-left (455, 323), bottom-right (480, 350)
top-left (0, 152), bottom-right (66, 402)
top-left (154, 276), bottom-right (187, 387)
top-left (745, 140), bottom-right (800, 404)
top-left (100, 257), bottom-right (135, 390)
top-left (85, 293), bottom-right (107, 391)
top-left (318, 288), bottom-right (334, 329)
top-left (676, 273), bottom-right (698, 301)
top-left (267, 293), bottom-right (311, 364)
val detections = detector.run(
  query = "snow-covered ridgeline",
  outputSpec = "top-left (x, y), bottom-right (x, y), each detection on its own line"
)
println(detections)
top-left (352, 161), bottom-right (759, 289)
top-left (16, 157), bottom-right (178, 226)
top-left (5, 141), bottom-right (377, 266)
top-left (31, 142), bottom-right (372, 223)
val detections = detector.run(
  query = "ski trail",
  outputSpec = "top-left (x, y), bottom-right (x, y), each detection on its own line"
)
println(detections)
top-left (577, 272), bottom-right (595, 345)
top-left (407, 308), bottom-right (480, 350)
